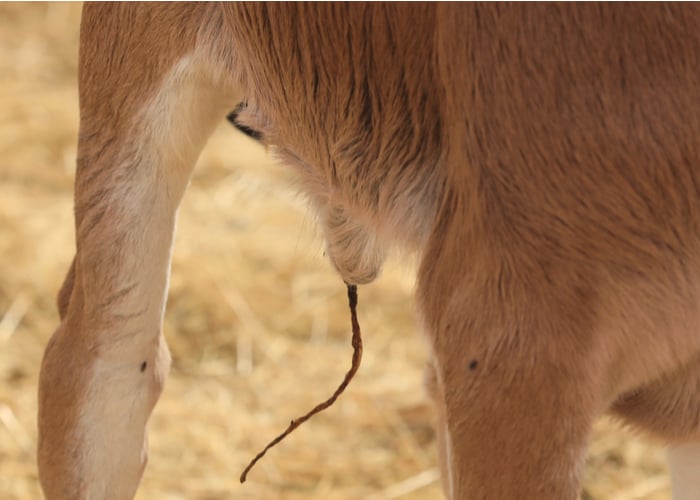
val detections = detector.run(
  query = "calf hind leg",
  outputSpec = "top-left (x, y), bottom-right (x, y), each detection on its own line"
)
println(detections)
top-left (430, 341), bottom-right (599, 499)
top-left (37, 4), bottom-right (239, 498)
top-left (418, 255), bottom-right (604, 499)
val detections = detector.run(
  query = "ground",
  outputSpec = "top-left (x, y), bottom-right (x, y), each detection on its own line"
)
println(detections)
top-left (0, 4), bottom-right (672, 499)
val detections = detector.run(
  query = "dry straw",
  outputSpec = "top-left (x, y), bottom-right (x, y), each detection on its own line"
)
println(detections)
top-left (0, 3), bottom-right (672, 499)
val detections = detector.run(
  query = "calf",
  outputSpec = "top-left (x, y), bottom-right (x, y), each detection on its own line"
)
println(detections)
top-left (38, 3), bottom-right (700, 499)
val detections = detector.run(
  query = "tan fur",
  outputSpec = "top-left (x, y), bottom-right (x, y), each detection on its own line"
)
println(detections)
top-left (39, 3), bottom-right (700, 499)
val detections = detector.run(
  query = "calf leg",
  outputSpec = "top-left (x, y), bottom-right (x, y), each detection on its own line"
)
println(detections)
top-left (418, 243), bottom-right (602, 498)
top-left (430, 338), bottom-right (598, 499)
top-left (37, 4), bottom-right (238, 498)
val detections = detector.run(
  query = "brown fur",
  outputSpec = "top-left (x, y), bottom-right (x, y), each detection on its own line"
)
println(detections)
top-left (39, 3), bottom-right (700, 499)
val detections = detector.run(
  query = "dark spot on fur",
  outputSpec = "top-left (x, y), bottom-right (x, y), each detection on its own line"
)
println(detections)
top-left (140, 361), bottom-right (147, 372)
top-left (468, 359), bottom-right (478, 371)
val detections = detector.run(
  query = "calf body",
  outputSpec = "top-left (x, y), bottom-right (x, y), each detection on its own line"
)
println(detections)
top-left (38, 3), bottom-right (700, 499)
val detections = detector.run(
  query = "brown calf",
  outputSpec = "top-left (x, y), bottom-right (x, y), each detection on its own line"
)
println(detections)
top-left (38, 3), bottom-right (700, 499)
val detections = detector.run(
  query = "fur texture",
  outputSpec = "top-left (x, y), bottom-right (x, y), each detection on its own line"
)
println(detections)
top-left (39, 3), bottom-right (700, 499)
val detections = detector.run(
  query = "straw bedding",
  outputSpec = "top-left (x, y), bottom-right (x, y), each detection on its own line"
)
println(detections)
top-left (0, 4), bottom-right (672, 499)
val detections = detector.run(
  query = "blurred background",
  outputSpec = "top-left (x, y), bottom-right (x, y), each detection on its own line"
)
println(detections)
top-left (0, 3), bottom-right (674, 499)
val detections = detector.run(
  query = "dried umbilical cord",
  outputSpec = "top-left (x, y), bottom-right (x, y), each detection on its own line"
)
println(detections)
top-left (240, 283), bottom-right (363, 483)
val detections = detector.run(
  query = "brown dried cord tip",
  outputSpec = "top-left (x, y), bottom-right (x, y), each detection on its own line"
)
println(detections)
top-left (239, 283), bottom-right (363, 483)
